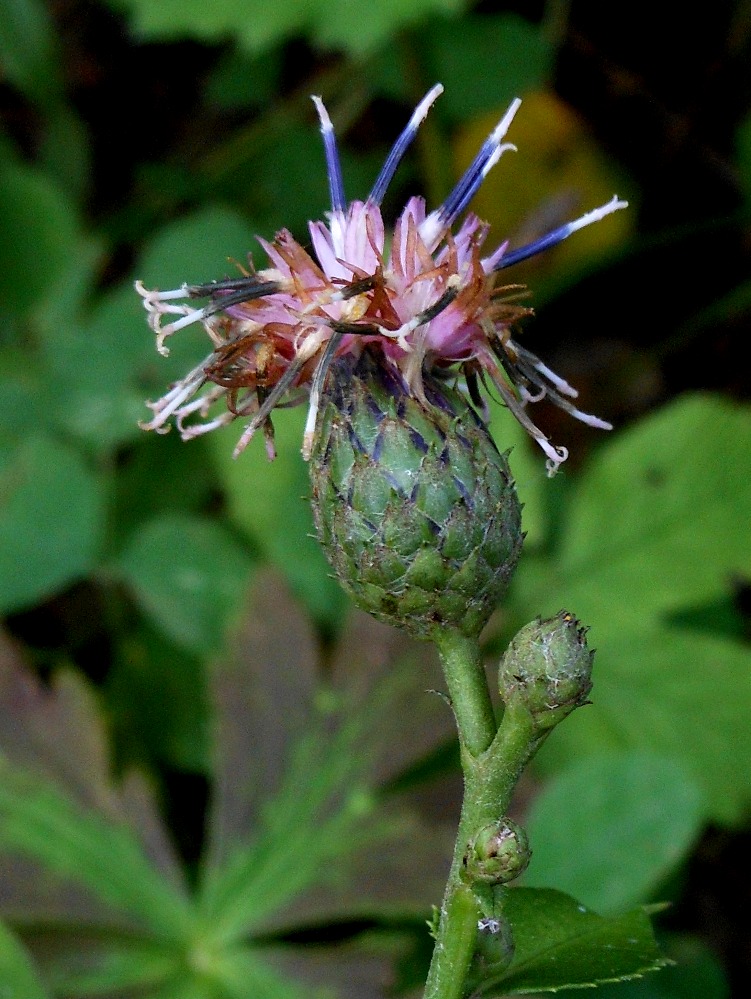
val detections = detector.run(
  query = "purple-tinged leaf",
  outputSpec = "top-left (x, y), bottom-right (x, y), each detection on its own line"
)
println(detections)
top-left (0, 631), bottom-right (188, 929)
top-left (204, 571), bottom-right (319, 872)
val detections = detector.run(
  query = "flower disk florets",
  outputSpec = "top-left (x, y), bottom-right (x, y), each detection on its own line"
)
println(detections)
top-left (137, 85), bottom-right (626, 474)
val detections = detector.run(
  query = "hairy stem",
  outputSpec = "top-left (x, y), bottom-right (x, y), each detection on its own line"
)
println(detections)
top-left (425, 631), bottom-right (539, 999)
top-left (434, 630), bottom-right (497, 758)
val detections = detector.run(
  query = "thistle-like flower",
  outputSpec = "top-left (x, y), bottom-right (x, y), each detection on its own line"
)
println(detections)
top-left (137, 85), bottom-right (626, 475)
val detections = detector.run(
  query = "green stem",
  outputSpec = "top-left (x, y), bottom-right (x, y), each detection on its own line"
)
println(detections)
top-left (434, 630), bottom-right (497, 758)
top-left (426, 631), bottom-right (540, 999)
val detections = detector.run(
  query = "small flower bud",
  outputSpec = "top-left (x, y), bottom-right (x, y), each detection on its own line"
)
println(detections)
top-left (462, 818), bottom-right (531, 886)
top-left (310, 350), bottom-right (523, 640)
top-left (465, 912), bottom-right (516, 989)
top-left (498, 611), bottom-right (594, 730)
top-left (477, 913), bottom-right (515, 968)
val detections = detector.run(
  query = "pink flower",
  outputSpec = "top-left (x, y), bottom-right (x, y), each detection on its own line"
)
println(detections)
top-left (137, 85), bottom-right (626, 474)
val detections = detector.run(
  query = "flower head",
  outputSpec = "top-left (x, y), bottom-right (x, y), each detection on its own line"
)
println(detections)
top-left (137, 85), bottom-right (626, 474)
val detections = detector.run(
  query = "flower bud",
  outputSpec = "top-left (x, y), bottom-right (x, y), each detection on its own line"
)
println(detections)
top-left (473, 914), bottom-right (515, 973)
top-left (462, 818), bottom-right (531, 886)
top-left (498, 611), bottom-right (594, 730)
top-left (309, 350), bottom-right (523, 640)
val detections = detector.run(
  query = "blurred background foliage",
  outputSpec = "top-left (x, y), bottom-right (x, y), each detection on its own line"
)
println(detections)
top-left (1, 0), bottom-right (750, 996)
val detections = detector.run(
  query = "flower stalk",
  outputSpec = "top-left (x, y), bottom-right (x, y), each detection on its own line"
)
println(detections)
top-left (427, 614), bottom-right (593, 999)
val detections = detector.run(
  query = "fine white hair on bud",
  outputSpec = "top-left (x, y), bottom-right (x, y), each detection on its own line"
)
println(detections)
top-left (136, 87), bottom-right (627, 471)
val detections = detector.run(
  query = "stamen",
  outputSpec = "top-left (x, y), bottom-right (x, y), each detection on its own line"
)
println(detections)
top-left (180, 412), bottom-right (236, 439)
top-left (231, 329), bottom-right (325, 457)
top-left (519, 384), bottom-right (547, 404)
top-left (535, 380), bottom-right (613, 429)
top-left (484, 358), bottom-right (569, 471)
top-left (298, 273), bottom-right (378, 318)
top-left (543, 443), bottom-right (570, 477)
top-left (368, 84), bottom-right (444, 206)
top-left (312, 95), bottom-right (346, 256)
top-left (185, 277), bottom-right (283, 300)
top-left (377, 277), bottom-right (461, 347)
top-left (499, 341), bottom-right (613, 431)
top-left (156, 306), bottom-right (215, 339)
top-left (137, 278), bottom-right (286, 354)
top-left (232, 357), bottom-right (306, 457)
top-left (303, 329), bottom-right (344, 459)
top-left (135, 282), bottom-right (189, 302)
top-left (494, 195), bottom-right (628, 271)
top-left (481, 240), bottom-right (509, 272)
top-left (139, 355), bottom-right (214, 430)
top-left (513, 342), bottom-right (579, 398)
top-left (420, 97), bottom-right (522, 246)
top-left (173, 385), bottom-right (227, 424)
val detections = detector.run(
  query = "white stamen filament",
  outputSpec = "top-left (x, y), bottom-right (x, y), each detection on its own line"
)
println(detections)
top-left (135, 281), bottom-right (190, 302)
top-left (179, 410), bottom-right (235, 439)
top-left (410, 83), bottom-right (444, 129)
top-left (519, 385), bottom-right (547, 405)
top-left (480, 142), bottom-right (516, 181)
top-left (542, 442), bottom-right (569, 477)
top-left (419, 97), bottom-right (523, 248)
top-left (140, 378), bottom-right (205, 431)
top-left (527, 356), bottom-right (579, 398)
top-left (490, 97), bottom-right (523, 147)
top-left (566, 195), bottom-right (628, 235)
top-left (568, 408), bottom-right (613, 430)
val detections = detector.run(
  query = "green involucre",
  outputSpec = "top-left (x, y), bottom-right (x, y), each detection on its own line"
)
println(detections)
top-left (309, 351), bottom-right (523, 639)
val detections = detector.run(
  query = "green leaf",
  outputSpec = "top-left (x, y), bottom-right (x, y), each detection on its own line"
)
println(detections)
top-left (533, 627), bottom-right (751, 827)
top-left (137, 205), bottom-right (259, 291)
top-left (108, 0), bottom-right (467, 55)
top-left (199, 685), bottom-right (398, 938)
top-left (226, 122), bottom-right (329, 236)
top-left (0, 920), bottom-right (51, 999)
top-left (517, 395), bottom-right (751, 632)
top-left (0, 157), bottom-right (82, 318)
top-left (477, 888), bottom-right (667, 995)
top-left (510, 395), bottom-right (751, 825)
top-left (0, 0), bottom-right (61, 104)
top-left (204, 572), bottom-right (321, 872)
top-left (186, 945), bottom-right (314, 999)
top-left (0, 435), bottom-right (106, 614)
top-left (38, 105), bottom-right (92, 202)
top-left (42, 940), bottom-right (182, 998)
top-left (421, 13), bottom-right (553, 120)
top-left (112, 433), bottom-right (218, 547)
top-left (524, 753), bottom-right (705, 913)
top-left (0, 350), bottom-right (50, 438)
top-left (210, 411), bottom-right (347, 632)
top-left (37, 281), bottom-right (153, 453)
top-left (0, 760), bottom-right (192, 938)
top-left (0, 647), bottom-right (189, 924)
top-left (312, 0), bottom-right (466, 57)
top-left (205, 45), bottom-right (283, 111)
top-left (563, 934), bottom-right (729, 998)
top-left (116, 514), bottom-right (255, 654)
top-left (39, 206), bottom-right (260, 455)
top-left (212, 120), bottom-right (384, 241)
